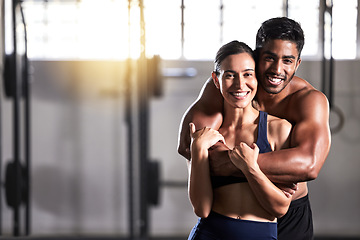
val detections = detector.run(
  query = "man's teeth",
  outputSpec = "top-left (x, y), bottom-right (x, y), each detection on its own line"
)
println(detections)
top-left (269, 77), bottom-right (282, 84)
top-left (232, 92), bottom-right (247, 97)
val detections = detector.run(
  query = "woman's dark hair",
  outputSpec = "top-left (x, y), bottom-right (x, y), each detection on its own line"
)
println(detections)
top-left (255, 17), bottom-right (304, 58)
top-left (214, 40), bottom-right (254, 74)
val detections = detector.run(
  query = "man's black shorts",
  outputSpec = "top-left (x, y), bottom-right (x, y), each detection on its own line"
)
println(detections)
top-left (278, 194), bottom-right (314, 240)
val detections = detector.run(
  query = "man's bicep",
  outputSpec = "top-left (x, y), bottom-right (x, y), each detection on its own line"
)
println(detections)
top-left (177, 78), bottom-right (224, 160)
top-left (258, 91), bottom-right (331, 183)
top-left (290, 120), bottom-right (330, 177)
top-left (196, 77), bottom-right (224, 114)
top-left (290, 92), bottom-right (331, 177)
top-left (291, 90), bottom-right (331, 150)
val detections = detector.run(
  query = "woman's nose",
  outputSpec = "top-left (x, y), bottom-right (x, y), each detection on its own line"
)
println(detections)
top-left (234, 76), bottom-right (245, 88)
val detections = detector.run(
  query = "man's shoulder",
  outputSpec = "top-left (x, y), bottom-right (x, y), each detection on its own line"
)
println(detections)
top-left (290, 76), bottom-right (315, 93)
top-left (289, 76), bottom-right (327, 104)
top-left (285, 76), bottom-right (329, 123)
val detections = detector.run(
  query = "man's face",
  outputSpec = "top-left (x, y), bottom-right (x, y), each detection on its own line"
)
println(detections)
top-left (256, 39), bottom-right (301, 94)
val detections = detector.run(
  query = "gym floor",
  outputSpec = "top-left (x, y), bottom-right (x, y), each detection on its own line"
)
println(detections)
top-left (1, 236), bottom-right (359, 240)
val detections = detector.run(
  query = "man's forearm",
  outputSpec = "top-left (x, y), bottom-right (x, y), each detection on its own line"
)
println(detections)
top-left (209, 142), bottom-right (326, 183)
top-left (257, 147), bottom-right (319, 184)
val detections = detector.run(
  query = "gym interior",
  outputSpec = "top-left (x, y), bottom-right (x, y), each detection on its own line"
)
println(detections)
top-left (1, 0), bottom-right (360, 239)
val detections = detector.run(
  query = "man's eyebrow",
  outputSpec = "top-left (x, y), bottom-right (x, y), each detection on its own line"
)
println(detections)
top-left (263, 50), bottom-right (296, 59)
top-left (283, 55), bottom-right (296, 59)
top-left (263, 50), bottom-right (276, 56)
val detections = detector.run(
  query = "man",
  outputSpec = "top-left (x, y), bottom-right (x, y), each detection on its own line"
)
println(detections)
top-left (178, 17), bottom-right (331, 240)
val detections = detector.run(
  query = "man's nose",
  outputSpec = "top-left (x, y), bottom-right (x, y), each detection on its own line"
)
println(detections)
top-left (272, 60), bottom-right (283, 75)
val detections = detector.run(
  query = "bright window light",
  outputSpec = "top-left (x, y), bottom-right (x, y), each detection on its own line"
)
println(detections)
top-left (144, 0), bottom-right (182, 60)
top-left (23, 0), bottom-right (130, 60)
top-left (332, 0), bottom-right (357, 59)
top-left (21, 0), bottom-right (359, 60)
top-left (222, 0), bottom-right (283, 50)
top-left (288, 0), bottom-right (320, 58)
top-left (183, 0), bottom-right (220, 60)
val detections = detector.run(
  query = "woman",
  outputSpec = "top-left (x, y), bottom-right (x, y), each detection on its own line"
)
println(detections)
top-left (187, 40), bottom-right (293, 239)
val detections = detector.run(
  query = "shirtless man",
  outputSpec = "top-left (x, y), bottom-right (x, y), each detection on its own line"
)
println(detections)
top-left (178, 17), bottom-right (331, 240)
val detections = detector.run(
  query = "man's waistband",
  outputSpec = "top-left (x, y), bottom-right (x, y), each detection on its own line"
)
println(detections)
top-left (289, 194), bottom-right (309, 208)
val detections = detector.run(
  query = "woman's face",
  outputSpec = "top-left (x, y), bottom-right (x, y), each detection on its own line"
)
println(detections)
top-left (213, 52), bottom-right (257, 109)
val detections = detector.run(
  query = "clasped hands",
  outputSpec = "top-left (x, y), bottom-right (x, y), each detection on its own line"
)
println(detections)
top-left (189, 122), bottom-right (259, 174)
top-left (189, 123), bottom-right (297, 197)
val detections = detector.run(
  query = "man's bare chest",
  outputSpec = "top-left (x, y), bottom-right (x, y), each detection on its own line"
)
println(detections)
top-left (253, 98), bottom-right (295, 123)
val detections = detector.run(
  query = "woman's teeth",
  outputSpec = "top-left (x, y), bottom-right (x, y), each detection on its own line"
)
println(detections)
top-left (232, 92), bottom-right (248, 97)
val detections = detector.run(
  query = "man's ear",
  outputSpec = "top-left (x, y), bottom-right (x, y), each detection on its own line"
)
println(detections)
top-left (212, 71), bottom-right (220, 89)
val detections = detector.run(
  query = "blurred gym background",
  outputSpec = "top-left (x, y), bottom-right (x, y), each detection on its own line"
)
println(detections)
top-left (0, 0), bottom-right (360, 239)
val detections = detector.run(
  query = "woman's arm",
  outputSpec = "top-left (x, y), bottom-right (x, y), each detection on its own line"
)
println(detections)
top-left (229, 143), bottom-right (291, 218)
top-left (188, 123), bottom-right (225, 218)
top-left (229, 119), bottom-right (293, 218)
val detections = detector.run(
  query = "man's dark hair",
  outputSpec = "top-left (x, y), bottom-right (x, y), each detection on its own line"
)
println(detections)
top-left (255, 17), bottom-right (305, 58)
top-left (214, 40), bottom-right (254, 74)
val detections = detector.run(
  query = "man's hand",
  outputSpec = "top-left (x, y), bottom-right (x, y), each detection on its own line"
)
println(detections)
top-left (275, 182), bottom-right (298, 198)
top-left (208, 142), bottom-right (245, 177)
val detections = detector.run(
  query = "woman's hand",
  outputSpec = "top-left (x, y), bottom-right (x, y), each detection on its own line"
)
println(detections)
top-left (188, 123), bottom-right (225, 218)
top-left (189, 123), bottom-right (225, 153)
top-left (229, 142), bottom-right (259, 171)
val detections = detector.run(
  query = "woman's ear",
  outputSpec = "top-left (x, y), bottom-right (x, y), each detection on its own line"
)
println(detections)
top-left (212, 71), bottom-right (220, 89)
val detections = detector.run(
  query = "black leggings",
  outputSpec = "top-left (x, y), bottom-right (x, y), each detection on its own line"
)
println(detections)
top-left (188, 211), bottom-right (277, 240)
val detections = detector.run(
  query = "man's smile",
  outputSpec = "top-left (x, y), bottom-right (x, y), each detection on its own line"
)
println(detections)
top-left (266, 75), bottom-right (284, 86)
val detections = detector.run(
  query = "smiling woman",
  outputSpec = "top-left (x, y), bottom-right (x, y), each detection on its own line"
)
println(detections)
top-left (186, 40), bottom-right (293, 240)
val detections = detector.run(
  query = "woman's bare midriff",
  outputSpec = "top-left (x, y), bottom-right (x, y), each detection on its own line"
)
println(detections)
top-left (211, 183), bottom-right (277, 222)
top-left (211, 182), bottom-right (308, 222)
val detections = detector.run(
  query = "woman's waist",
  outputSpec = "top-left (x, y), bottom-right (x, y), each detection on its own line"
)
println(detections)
top-left (212, 183), bottom-right (276, 222)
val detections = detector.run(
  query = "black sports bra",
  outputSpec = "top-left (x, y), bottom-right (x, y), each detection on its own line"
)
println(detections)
top-left (211, 111), bottom-right (272, 188)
